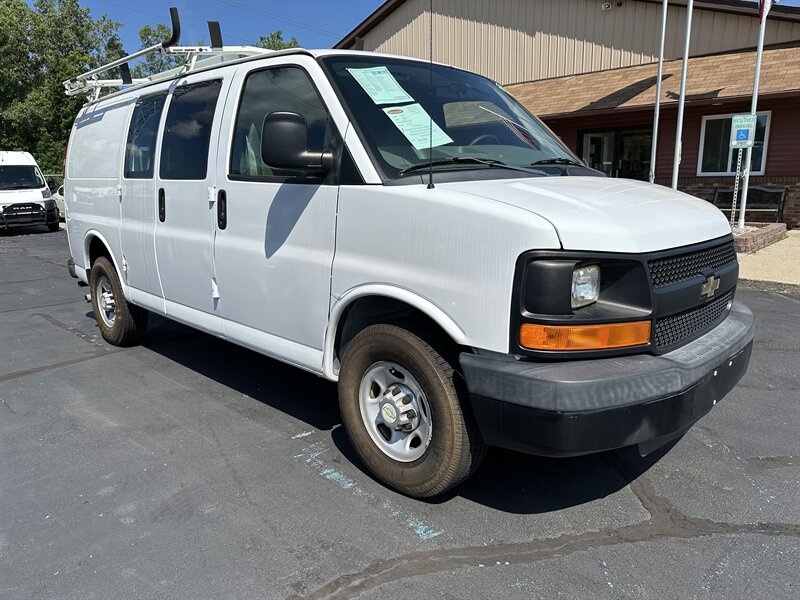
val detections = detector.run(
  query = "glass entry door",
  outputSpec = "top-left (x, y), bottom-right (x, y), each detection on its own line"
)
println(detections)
top-left (583, 132), bottom-right (614, 176)
top-left (581, 128), bottom-right (652, 181)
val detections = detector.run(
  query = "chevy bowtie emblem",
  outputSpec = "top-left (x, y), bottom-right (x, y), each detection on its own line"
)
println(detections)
top-left (700, 275), bottom-right (720, 298)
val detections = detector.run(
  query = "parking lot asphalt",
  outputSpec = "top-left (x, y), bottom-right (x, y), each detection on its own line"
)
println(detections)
top-left (1, 228), bottom-right (798, 600)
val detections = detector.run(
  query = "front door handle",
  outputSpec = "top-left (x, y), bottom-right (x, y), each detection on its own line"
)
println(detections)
top-left (217, 189), bottom-right (227, 230)
top-left (158, 188), bottom-right (165, 222)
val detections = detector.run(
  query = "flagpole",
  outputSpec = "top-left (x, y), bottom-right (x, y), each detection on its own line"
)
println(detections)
top-left (671, 0), bottom-right (693, 189)
top-left (649, 0), bottom-right (668, 184)
top-left (737, 3), bottom-right (769, 230)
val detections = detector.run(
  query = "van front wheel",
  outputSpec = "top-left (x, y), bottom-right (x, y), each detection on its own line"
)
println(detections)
top-left (338, 324), bottom-right (485, 498)
top-left (89, 256), bottom-right (148, 346)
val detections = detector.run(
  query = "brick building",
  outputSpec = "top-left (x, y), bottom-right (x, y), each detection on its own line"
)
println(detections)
top-left (506, 45), bottom-right (800, 228)
top-left (338, 0), bottom-right (800, 227)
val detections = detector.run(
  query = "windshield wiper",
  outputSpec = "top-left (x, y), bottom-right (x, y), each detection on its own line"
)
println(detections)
top-left (530, 157), bottom-right (585, 167)
top-left (399, 157), bottom-right (543, 176)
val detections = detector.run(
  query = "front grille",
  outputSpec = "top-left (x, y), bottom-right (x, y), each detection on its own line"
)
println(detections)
top-left (648, 241), bottom-right (736, 288)
top-left (654, 289), bottom-right (734, 349)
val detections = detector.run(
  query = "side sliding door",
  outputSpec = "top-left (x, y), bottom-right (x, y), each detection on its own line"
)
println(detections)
top-left (154, 73), bottom-right (229, 333)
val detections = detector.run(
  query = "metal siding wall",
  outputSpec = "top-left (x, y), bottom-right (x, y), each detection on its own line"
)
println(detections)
top-left (362, 0), bottom-right (800, 84)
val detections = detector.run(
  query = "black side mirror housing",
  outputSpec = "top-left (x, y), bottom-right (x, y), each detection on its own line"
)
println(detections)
top-left (260, 111), bottom-right (334, 173)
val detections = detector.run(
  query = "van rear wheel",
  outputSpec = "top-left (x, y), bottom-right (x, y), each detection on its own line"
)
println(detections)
top-left (338, 324), bottom-right (485, 498)
top-left (89, 256), bottom-right (148, 346)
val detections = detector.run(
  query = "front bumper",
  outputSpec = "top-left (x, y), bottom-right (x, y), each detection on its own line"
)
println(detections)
top-left (1, 200), bottom-right (58, 228)
top-left (460, 300), bottom-right (754, 456)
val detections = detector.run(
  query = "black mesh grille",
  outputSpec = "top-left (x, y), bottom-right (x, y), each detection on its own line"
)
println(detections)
top-left (654, 290), bottom-right (734, 349)
top-left (648, 241), bottom-right (737, 288)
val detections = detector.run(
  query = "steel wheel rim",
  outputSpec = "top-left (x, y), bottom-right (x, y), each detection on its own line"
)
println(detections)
top-left (96, 275), bottom-right (116, 328)
top-left (358, 361), bottom-right (432, 463)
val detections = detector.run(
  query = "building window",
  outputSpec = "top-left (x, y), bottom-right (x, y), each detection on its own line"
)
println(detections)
top-left (697, 112), bottom-right (770, 176)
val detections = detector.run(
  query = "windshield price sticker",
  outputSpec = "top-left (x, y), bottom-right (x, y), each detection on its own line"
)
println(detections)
top-left (347, 66), bottom-right (414, 105)
top-left (730, 114), bottom-right (757, 149)
top-left (382, 103), bottom-right (454, 151)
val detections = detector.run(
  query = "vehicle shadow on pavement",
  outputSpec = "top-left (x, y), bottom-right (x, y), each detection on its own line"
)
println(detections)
top-left (142, 315), bottom-right (672, 514)
top-left (142, 315), bottom-right (341, 431)
top-left (0, 225), bottom-right (52, 236)
top-left (449, 444), bottom-right (670, 514)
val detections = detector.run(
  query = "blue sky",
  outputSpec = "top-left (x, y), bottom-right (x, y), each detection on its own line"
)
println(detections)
top-left (80, 0), bottom-right (384, 51)
top-left (44, 0), bottom-right (800, 54)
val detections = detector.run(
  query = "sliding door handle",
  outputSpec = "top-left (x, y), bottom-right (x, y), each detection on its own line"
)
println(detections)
top-left (217, 189), bottom-right (227, 230)
top-left (158, 188), bottom-right (165, 222)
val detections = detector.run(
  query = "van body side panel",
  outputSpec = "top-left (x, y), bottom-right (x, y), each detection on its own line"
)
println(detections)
top-left (331, 185), bottom-right (562, 354)
top-left (154, 75), bottom-right (230, 333)
top-left (213, 59), bottom-right (338, 371)
top-left (120, 89), bottom-right (170, 303)
top-left (66, 97), bottom-right (135, 273)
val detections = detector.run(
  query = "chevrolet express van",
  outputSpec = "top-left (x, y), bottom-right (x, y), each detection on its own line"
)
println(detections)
top-left (0, 151), bottom-right (60, 231)
top-left (64, 42), bottom-right (753, 497)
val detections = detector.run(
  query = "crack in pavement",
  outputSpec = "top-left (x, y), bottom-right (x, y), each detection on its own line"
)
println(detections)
top-left (35, 313), bottom-right (106, 348)
top-left (292, 460), bottom-right (800, 600)
top-left (745, 456), bottom-right (798, 469)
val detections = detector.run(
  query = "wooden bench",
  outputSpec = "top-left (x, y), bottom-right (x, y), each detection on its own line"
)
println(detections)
top-left (711, 186), bottom-right (787, 223)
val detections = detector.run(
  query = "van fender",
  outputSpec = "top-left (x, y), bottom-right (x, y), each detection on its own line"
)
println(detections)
top-left (322, 284), bottom-right (467, 380)
top-left (82, 229), bottom-right (126, 290)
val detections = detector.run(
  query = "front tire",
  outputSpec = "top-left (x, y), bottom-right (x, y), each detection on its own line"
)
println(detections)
top-left (90, 256), bottom-right (148, 346)
top-left (338, 324), bottom-right (485, 498)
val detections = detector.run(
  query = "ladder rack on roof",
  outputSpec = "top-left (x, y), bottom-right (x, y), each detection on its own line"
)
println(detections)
top-left (62, 7), bottom-right (271, 102)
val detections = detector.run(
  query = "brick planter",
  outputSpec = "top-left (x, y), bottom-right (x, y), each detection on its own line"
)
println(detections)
top-left (733, 222), bottom-right (787, 253)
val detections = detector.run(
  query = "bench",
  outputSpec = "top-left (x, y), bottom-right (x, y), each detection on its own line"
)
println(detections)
top-left (711, 186), bottom-right (787, 223)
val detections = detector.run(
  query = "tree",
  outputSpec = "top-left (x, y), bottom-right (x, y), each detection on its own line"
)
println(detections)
top-left (131, 23), bottom-right (182, 78)
top-left (0, 0), bottom-right (121, 173)
top-left (254, 30), bottom-right (300, 51)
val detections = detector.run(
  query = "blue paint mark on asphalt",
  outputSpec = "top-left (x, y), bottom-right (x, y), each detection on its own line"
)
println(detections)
top-left (406, 518), bottom-right (443, 540)
top-left (294, 442), bottom-right (444, 541)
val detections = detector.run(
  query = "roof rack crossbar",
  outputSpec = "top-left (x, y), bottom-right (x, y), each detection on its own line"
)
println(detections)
top-left (62, 7), bottom-right (272, 102)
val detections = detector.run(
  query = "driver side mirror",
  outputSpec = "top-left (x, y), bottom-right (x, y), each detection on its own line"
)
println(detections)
top-left (260, 111), bottom-right (334, 173)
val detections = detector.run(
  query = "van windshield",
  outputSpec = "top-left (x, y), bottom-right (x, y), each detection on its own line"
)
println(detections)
top-left (320, 55), bottom-right (584, 181)
top-left (0, 165), bottom-right (46, 190)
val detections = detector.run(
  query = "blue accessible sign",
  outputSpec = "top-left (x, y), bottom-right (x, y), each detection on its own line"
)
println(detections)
top-left (730, 114), bottom-right (757, 149)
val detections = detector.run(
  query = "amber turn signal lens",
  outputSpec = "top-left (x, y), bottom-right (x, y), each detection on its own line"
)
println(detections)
top-left (519, 321), bottom-right (651, 351)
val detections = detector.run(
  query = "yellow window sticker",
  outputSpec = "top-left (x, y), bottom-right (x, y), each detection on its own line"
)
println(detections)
top-left (382, 103), bottom-right (454, 151)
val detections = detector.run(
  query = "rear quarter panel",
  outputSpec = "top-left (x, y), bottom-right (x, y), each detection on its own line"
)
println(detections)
top-left (65, 96), bottom-right (135, 271)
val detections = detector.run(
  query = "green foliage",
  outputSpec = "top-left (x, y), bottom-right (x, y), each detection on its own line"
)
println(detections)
top-left (254, 30), bottom-right (300, 50)
top-left (0, 0), bottom-right (303, 174)
top-left (130, 23), bottom-right (182, 78)
top-left (0, 0), bottom-right (121, 173)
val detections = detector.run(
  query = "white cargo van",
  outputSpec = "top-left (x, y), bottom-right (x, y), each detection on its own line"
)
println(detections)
top-left (0, 151), bottom-right (60, 232)
top-left (63, 15), bottom-right (753, 497)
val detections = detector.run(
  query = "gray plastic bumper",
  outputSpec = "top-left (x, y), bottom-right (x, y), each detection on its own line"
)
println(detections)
top-left (459, 301), bottom-right (754, 456)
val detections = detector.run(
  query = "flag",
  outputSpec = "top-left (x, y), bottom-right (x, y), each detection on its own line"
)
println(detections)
top-left (759, 0), bottom-right (772, 22)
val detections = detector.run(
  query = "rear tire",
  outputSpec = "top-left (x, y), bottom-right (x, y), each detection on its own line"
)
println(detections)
top-left (338, 324), bottom-right (485, 498)
top-left (90, 256), bottom-right (148, 346)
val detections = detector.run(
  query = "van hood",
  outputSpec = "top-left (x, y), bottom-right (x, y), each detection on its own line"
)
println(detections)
top-left (441, 177), bottom-right (732, 253)
top-left (0, 189), bottom-right (47, 208)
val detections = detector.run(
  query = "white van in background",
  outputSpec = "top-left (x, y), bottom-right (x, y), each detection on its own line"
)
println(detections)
top-left (62, 15), bottom-right (753, 497)
top-left (0, 151), bottom-right (60, 232)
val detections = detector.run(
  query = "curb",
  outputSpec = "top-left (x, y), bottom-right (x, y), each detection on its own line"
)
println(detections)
top-left (738, 278), bottom-right (800, 296)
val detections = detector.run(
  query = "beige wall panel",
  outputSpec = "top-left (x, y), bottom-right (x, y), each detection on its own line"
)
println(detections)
top-left (360, 0), bottom-right (800, 84)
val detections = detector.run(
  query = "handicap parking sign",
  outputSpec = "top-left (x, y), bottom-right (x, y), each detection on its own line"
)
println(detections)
top-left (730, 114), bottom-right (757, 149)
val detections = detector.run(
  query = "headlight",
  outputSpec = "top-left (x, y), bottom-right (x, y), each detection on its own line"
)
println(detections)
top-left (571, 265), bottom-right (600, 308)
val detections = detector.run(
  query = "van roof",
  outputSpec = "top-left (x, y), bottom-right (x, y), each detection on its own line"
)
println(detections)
top-left (76, 48), bottom-right (447, 106)
top-left (0, 151), bottom-right (37, 166)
